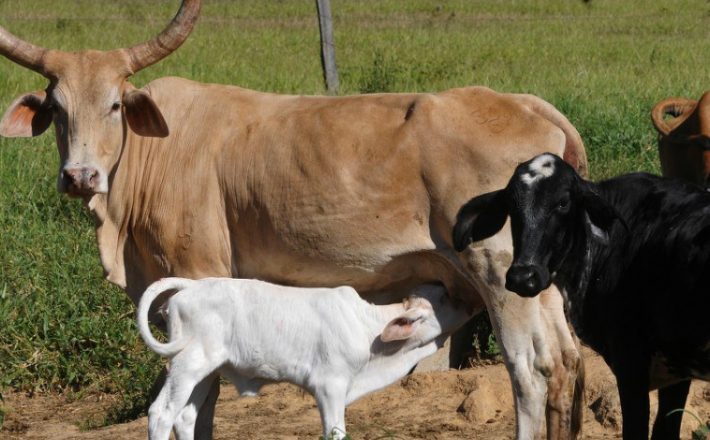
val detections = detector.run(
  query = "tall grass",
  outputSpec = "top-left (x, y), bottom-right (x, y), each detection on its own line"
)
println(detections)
top-left (0, 0), bottom-right (709, 426)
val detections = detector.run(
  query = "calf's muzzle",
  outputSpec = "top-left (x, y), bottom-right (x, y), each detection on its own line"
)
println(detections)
top-left (505, 263), bottom-right (549, 297)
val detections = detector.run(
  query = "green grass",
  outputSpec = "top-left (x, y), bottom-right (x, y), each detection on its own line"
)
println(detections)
top-left (1, 0), bottom-right (709, 427)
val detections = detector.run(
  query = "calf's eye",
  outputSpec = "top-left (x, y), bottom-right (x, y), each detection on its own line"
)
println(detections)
top-left (111, 102), bottom-right (121, 112)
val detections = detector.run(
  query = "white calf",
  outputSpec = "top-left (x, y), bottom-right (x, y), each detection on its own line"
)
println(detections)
top-left (137, 277), bottom-right (470, 439)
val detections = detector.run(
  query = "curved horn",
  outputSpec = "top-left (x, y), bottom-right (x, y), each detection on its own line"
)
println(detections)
top-left (124, 0), bottom-right (201, 73)
top-left (0, 25), bottom-right (49, 75)
top-left (651, 97), bottom-right (697, 136)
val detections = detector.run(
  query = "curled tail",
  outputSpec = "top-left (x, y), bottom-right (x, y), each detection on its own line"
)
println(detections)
top-left (137, 277), bottom-right (196, 357)
top-left (651, 97), bottom-right (696, 136)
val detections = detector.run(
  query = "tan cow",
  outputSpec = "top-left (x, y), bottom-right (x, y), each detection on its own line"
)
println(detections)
top-left (652, 92), bottom-right (710, 187)
top-left (0, 1), bottom-right (587, 439)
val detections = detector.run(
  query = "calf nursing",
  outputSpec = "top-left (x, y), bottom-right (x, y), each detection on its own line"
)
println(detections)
top-left (137, 277), bottom-right (469, 440)
top-left (454, 153), bottom-right (710, 439)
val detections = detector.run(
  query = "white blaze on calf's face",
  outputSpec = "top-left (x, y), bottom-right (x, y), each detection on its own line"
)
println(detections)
top-left (520, 153), bottom-right (556, 186)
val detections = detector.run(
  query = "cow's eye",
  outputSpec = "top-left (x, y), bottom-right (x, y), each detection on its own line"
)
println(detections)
top-left (111, 102), bottom-right (121, 112)
top-left (557, 198), bottom-right (570, 211)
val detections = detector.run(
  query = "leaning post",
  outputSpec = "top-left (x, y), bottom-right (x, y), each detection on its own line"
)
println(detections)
top-left (315, 0), bottom-right (339, 94)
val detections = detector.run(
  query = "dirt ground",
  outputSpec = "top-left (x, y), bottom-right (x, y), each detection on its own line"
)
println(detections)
top-left (3, 348), bottom-right (710, 439)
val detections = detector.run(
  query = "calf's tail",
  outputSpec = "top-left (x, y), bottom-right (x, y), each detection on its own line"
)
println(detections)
top-left (137, 277), bottom-right (196, 357)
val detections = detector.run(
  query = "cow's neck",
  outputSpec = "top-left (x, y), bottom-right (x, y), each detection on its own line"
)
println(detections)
top-left (87, 187), bottom-right (133, 290)
top-left (556, 199), bottom-right (629, 351)
top-left (86, 128), bottom-right (181, 302)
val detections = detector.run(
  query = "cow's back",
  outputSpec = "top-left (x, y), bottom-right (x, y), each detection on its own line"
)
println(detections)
top-left (99, 77), bottom-right (579, 301)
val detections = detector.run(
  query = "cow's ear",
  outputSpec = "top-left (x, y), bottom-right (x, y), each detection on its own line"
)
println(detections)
top-left (380, 309), bottom-right (425, 342)
top-left (578, 183), bottom-right (626, 244)
top-left (123, 88), bottom-right (169, 138)
top-left (453, 189), bottom-right (508, 252)
top-left (0, 91), bottom-right (52, 138)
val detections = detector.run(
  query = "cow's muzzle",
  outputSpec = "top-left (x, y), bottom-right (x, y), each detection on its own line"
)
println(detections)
top-left (61, 166), bottom-right (101, 196)
top-left (505, 263), bottom-right (549, 297)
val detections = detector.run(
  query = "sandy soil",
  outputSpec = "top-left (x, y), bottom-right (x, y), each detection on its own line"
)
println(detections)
top-left (3, 348), bottom-right (709, 439)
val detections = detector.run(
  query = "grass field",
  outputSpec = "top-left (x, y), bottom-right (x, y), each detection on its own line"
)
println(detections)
top-left (1, 0), bottom-right (709, 427)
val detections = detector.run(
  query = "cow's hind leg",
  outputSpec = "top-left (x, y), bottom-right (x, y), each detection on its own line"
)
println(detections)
top-left (651, 380), bottom-right (691, 440)
top-left (540, 289), bottom-right (585, 440)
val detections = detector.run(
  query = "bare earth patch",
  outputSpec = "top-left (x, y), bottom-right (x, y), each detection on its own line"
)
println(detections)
top-left (3, 348), bottom-right (710, 439)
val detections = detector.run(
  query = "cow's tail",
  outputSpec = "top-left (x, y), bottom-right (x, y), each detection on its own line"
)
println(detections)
top-left (651, 97), bottom-right (696, 136)
top-left (137, 277), bottom-right (196, 358)
top-left (514, 94), bottom-right (589, 178)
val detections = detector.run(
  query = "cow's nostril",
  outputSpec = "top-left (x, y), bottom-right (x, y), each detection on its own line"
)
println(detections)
top-left (63, 168), bottom-right (81, 186)
top-left (61, 167), bottom-right (100, 193)
top-left (88, 169), bottom-right (99, 185)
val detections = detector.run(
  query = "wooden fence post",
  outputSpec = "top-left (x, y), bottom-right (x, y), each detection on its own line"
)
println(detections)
top-left (315, 0), bottom-right (339, 94)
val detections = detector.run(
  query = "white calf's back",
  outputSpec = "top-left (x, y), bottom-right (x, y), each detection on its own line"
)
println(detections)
top-left (139, 278), bottom-right (380, 382)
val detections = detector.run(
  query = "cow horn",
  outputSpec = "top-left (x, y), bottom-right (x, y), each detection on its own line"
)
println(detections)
top-left (0, 25), bottom-right (49, 76)
top-left (124, 0), bottom-right (201, 73)
top-left (651, 97), bottom-right (697, 136)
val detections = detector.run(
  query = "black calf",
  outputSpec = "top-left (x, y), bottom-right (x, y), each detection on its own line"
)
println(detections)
top-left (453, 153), bottom-right (710, 439)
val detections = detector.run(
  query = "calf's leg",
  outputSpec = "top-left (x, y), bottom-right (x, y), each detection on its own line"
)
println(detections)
top-left (615, 360), bottom-right (651, 439)
top-left (192, 377), bottom-right (220, 440)
top-left (150, 349), bottom-right (218, 440)
top-left (148, 374), bottom-right (174, 440)
top-left (173, 373), bottom-right (220, 440)
top-left (651, 380), bottom-right (691, 440)
top-left (313, 378), bottom-right (348, 440)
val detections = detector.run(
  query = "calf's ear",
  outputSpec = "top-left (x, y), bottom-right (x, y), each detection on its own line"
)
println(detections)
top-left (380, 309), bottom-right (425, 342)
top-left (452, 189), bottom-right (508, 252)
top-left (579, 184), bottom-right (627, 244)
top-left (0, 91), bottom-right (52, 138)
top-left (123, 88), bottom-right (169, 138)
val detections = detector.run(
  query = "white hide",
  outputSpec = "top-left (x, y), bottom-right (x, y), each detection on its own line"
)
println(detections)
top-left (137, 277), bottom-right (469, 440)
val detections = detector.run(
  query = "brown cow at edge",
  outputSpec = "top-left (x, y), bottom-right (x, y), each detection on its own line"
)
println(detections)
top-left (0, 1), bottom-right (587, 439)
top-left (652, 92), bottom-right (710, 187)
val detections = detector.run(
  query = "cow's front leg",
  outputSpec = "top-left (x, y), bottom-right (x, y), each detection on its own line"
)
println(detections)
top-left (461, 231), bottom-right (579, 440)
